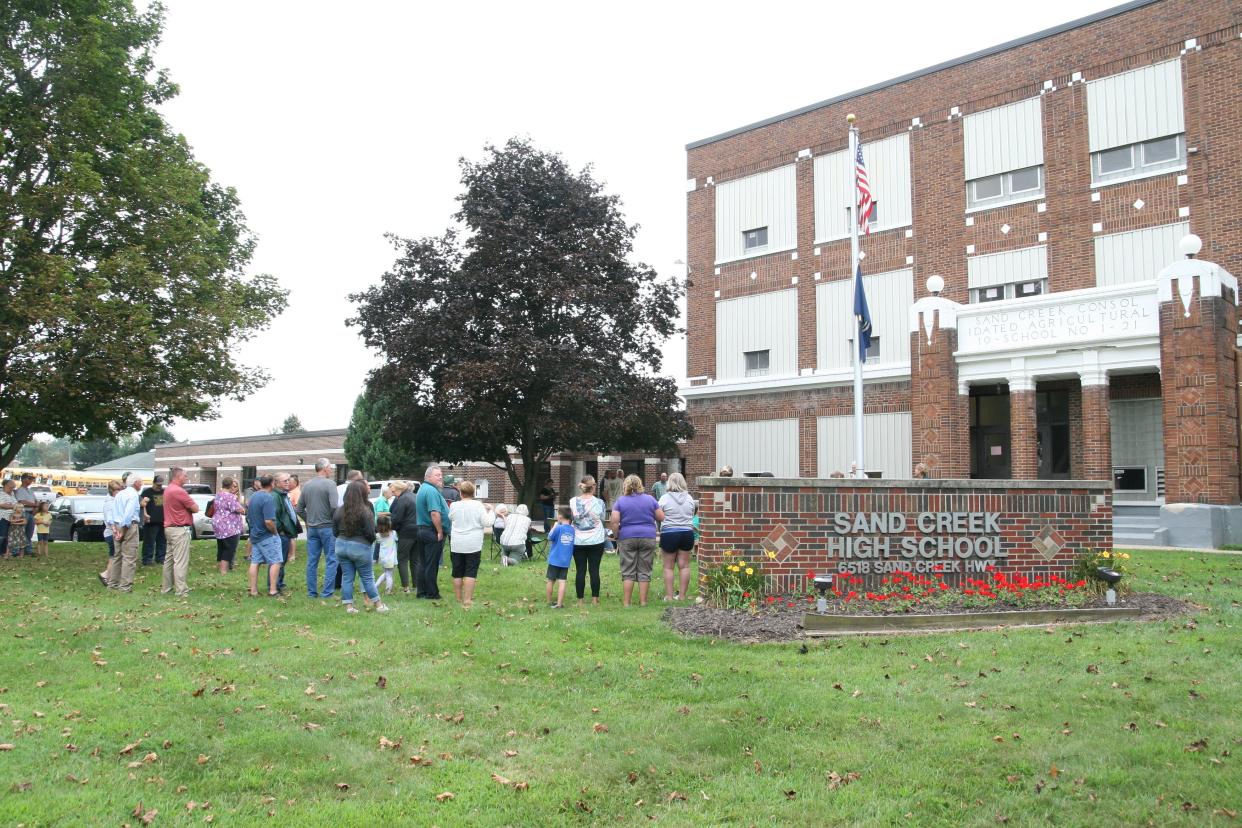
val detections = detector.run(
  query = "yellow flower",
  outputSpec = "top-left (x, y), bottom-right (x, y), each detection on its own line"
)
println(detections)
top-left (737, 560), bottom-right (747, 567)
top-left (766, 550), bottom-right (777, 560)
top-left (1100, 551), bottom-right (1111, 558)
top-left (1121, 553), bottom-right (1131, 559)
top-left (745, 567), bottom-right (754, 575)
top-left (723, 550), bottom-right (734, 557)
top-left (728, 565), bottom-right (739, 573)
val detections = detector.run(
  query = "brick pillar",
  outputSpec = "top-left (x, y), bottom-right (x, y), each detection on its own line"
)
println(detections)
top-left (1009, 382), bottom-right (1038, 480)
top-left (1079, 377), bottom-right (1112, 481)
top-left (909, 302), bottom-right (968, 477)
top-left (1159, 279), bottom-right (1240, 504)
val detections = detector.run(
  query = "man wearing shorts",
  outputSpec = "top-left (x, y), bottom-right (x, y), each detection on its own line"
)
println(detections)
top-left (246, 476), bottom-right (282, 597)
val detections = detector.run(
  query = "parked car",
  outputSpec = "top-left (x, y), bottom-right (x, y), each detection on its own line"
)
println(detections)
top-left (184, 483), bottom-right (213, 495)
top-left (48, 495), bottom-right (108, 542)
top-left (190, 493), bottom-right (248, 540)
top-left (29, 484), bottom-right (57, 504)
top-left (337, 479), bottom-right (417, 505)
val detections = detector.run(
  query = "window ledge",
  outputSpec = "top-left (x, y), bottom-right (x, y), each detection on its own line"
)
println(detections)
top-left (812, 224), bottom-right (912, 246)
top-left (1090, 164), bottom-right (1186, 190)
top-left (965, 192), bottom-right (1045, 215)
top-left (714, 244), bottom-right (797, 267)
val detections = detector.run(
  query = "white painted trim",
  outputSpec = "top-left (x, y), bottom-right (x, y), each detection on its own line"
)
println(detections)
top-left (1090, 164), bottom-right (1186, 190)
top-left (680, 363), bottom-right (911, 400)
top-left (965, 192), bottom-right (1044, 215)
top-left (713, 244), bottom-right (798, 267)
top-left (156, 448), bottom-right (344, 462)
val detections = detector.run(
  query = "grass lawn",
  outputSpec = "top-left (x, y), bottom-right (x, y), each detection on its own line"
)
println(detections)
top-left (0, 543), bottom-right (1239, 827)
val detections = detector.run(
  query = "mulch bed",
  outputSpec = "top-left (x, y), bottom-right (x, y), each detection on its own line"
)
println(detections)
top-left (663, 592), bottom-right (1194, 643)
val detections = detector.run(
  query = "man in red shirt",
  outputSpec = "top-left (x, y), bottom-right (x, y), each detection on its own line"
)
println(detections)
top-left (162, 466), bottom-right (199, 598)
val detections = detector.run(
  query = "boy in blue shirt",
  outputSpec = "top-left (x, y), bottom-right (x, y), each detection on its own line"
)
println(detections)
top-left (545, 507), bottom-right (575, 608)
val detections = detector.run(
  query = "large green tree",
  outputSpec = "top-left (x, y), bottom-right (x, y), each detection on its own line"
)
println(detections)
top-left (349, 138), bottom-right (691, 509)
top-left (0, 1), bottom-right (286, 468)
top-left (343, 391), bottom-right (425, 479)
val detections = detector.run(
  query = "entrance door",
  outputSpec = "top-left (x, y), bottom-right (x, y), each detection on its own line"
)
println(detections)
top-left (1036, 389), bottom-right (1071, 479)
top-left (970, 388), bottom-right (1011, 479)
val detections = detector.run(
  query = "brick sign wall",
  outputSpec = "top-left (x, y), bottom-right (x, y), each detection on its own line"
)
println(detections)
top-left (696, 477), bottom-right (1112, 594)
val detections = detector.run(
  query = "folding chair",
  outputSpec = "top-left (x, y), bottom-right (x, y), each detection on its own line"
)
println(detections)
top-left (527, 529), bottom-right (548, 560)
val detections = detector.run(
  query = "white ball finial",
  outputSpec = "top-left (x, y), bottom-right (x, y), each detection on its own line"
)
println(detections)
top-left (926, 274), bottom-right (945, 295)
top-left (1179, 234), bottom-right (1203, 258)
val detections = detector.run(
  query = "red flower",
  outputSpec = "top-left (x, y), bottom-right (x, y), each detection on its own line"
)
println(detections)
top-left (938, 583), bottom-right (948, 591)
top-left (985, 565), bottom-right (996, 572)
top-left (846, 591), bottom-right (857, 600)
top-left (742, 592), bottom-right (750, 598)
top-left (806, 570), bottom-right (816, 579)
top-left (786, 601), bottom-right (796, 608)
top-left (766, 595), bottom-right (776, 604)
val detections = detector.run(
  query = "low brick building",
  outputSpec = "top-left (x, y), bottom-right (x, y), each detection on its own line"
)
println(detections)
top-left (154, 431), bottom-right (681, 507)
top-left (681, 0), bottom-right (1241, 546)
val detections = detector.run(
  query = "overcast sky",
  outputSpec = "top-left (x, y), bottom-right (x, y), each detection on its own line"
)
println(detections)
top-left (156, 0), bottom-right (1123, 442)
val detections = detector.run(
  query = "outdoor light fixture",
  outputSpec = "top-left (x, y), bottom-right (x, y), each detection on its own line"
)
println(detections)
top-left (926, 274), bottom-right (945, 295)
top-left (1094, 567), bottom-right (1122, 606)
top-left (813, 575), bottom-right (835, 613)
top-left (1179, 233), bottom-right (1203, 258)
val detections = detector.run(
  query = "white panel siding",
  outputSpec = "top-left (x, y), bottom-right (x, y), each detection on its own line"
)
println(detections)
top-left (1094, 222), bottom-right (1189, 286)
top-left (967, 246), bottom-right (1048, 289)
top-left (1087, 59), bottom-right (1184, 152)
top-left (817, 413), bottom-right (912, 479)
top-left (715, 289), bottom-right (798, 381)
top-left (714, 165), bottom-right (798, 264)
top-left (815, 268), bottom-right (914, 371)
top-left (716, 419), bottom-right (799, 478)
top-left (963, 97), bottom-right (1043, 180)
top-left (814, 132), bottom-right (911, 242)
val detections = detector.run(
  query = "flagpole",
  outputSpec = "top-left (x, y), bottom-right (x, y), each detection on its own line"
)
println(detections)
top-left (848, 114), bottom-right (865, 479)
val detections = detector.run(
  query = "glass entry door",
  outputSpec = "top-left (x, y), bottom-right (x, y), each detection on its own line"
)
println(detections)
top-left (970, 389), bottom-right (1011, 479)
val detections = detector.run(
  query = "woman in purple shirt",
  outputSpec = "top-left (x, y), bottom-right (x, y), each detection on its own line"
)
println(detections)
top-left (609, 475), bottom-right (664, 607)
top-left (211, 477), bottom-right (246, 574)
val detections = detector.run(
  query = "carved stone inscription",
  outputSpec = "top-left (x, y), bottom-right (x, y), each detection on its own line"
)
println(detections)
top-left (829, 512), bottom-right (1004, 575)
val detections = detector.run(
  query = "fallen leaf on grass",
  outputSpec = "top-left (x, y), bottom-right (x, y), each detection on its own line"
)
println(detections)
top-left (435, 792), bottom-right (455, 802)
top-left (503, 750), bottom-right (518, 758)
top-left (667, 791), bottom-right (687, 802)
top-left (1049, 764), bottom-right (1060, 779)
top-left (513, 781), bottom-right (529, 791)
top-left (335, 782), bottom-right (350, 791)
top-left (491, 773), bottom-right (512, 786)
top-left (12, 781), bottom-right (32, 792)
top-left (1185, 738), bottom-right (1208, 752)
top-left (191, 686), bottom-right (206, 698)
top-left (197, 755), bottom-right (210, 765)
top-left (0, 744), bottom-right (13, 751)
top-left (132, 802), bottom-right (158, 825)
top-left (303, 723), bottom-right (322, 732)
top-left (784, 789), bottom-right (797, 799)
top-left (119, 740), bottom-right (142, 755)
top-left (439, 752), bottom-right (453, 761)
top-left (378, 737), bottom-right (400, 751)
top-left (827, 771), bottom-right (861, 790)
top-left (593, 723), bottom-right (608, 733)
top-left (409, 755), bottom-right (425, 765)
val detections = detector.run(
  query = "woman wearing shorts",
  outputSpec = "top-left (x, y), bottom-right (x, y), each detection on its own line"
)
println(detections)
top-left (657, 473), bottom-right (696, 601)
top-left (609, 475), bottom-right (664, 607)
top-left (569, 475), bottom-right (607, 606)
top-left (448, 480), bottom-right (488, 608)
top-left (211, 477), bottom-right (246, 573)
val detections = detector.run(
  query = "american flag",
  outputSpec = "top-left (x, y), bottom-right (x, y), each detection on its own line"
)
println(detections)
top-left (855, 139), bottom-right (874, 235)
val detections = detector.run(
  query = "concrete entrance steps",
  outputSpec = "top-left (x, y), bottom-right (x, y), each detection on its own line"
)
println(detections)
top-left (1113, 502), bottom-right (1164, 547)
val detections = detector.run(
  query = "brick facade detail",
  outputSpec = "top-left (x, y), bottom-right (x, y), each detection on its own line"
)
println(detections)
top-left (696, 478), bottom-right (1112, 595)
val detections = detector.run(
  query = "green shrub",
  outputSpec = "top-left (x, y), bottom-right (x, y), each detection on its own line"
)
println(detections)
top-left (700, 551), bottom-right (767, 609)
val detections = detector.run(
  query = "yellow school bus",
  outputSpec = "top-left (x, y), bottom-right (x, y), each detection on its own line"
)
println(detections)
top-left (1, 466), bottom-right (118, 496)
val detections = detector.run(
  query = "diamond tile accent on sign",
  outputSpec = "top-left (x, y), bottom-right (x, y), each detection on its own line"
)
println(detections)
top-left (1031, 524), bottom-right (1066, 561)
top-left (1133, 198), bottom-right (1145, 210)
top-left (1000, 223), bottom-right (1011, 234)
top-left (761, 524), bottom-right (800, 562)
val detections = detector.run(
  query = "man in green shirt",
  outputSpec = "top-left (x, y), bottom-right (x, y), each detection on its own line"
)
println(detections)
top-left (414, 465), bottom-right (451, 600)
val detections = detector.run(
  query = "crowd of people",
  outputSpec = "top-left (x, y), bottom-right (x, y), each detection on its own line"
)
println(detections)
top-left (63, 459), bottom-right (699, 613)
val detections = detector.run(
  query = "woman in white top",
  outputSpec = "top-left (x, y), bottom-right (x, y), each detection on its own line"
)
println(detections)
top-left (97, 480), bottom-right (123, 584)
top-left (569, 475), bottom-right (608, 606)
top-left (500, 504), bottom-right (532, 562)
top-left (448, 481), bottom-right (490, 608)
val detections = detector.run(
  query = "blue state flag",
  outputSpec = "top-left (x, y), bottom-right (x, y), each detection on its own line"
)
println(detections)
top-left (853, 264), bottom-right (873, 363)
